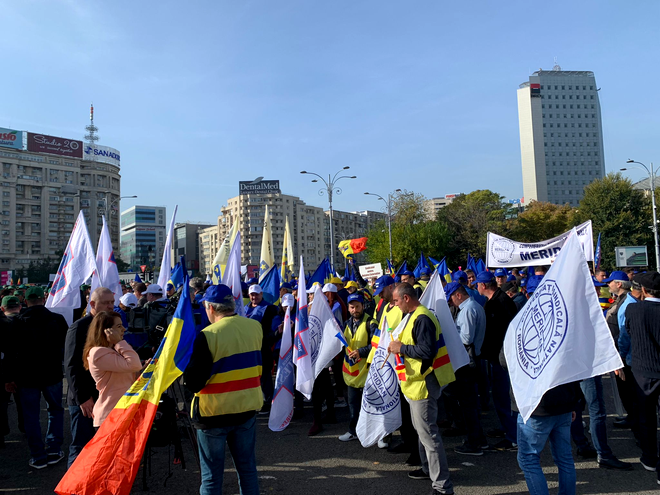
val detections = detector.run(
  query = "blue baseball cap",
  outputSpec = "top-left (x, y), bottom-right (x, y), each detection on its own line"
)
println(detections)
top-left (520, 277), bottom-right (528, 288)
top-left (506, 274), bottom-right (517, 282)
top-left (421, 267), bottom-right (431, 276)
top-left (452, 270), bottom-right (468, 282)
top-left (526, 275), bottom-right (543, 294)
top-left (347, 293), bottom-right (364, 305)
top-left (494, 268), bottom-right (507, 277)
top-left (444, 281), bottom-right (462, 301)
top-left (201, 284), bottom-right (234, 305)
top-left (280, 282), bottom-right (292, 290)
top-left (475, 271), bottom-right (495, 284)
top-left (166, 283), bottom-right (174, 291)
top-left (248, 277), bottom-right (258, 285)
top-left (400, 270), bottom-right (414, 277)
top-left (374, 275), bottom-right (395, 296)
top-left (602, 271), bottom-right (628, 283)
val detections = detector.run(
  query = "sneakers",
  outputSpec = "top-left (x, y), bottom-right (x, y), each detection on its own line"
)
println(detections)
top-left (597, 457), bottom-right (633, 471)
top-left (454, 443), bottom-right (484, 456)
top-left (493, 439), bottom-right (518, 451)
top-left (378, 438), bottom-right (389, 449)
top-left (29, 458), bottom-right (48, 470)
top-left (47, 451), bottom-right (65, 465)
top-left (640, 458), bottom-right (657, 472)
top-left (408, 468), bottom-right (430, 480)
top-left (338, 432), bottom-right (358, 442)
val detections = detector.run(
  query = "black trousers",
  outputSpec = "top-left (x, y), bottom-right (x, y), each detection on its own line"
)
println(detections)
top-left (633, 373), bottom-right (660, 471)
top-left (442, 365), bottom-right (486, 448)
top-left (312, 368), bottom-right (335, 423)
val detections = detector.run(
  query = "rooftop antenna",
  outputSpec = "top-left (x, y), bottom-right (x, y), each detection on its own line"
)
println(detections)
top-left (84, 103), bottom-right (99, 160)
top-left (552, 57), bottom-right (562, 71)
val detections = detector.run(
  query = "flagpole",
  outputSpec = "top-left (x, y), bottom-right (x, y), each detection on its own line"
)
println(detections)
top-left (365, 189), bottom-right (401, 262)
top-left (301, 168), bottom-right (357, 272)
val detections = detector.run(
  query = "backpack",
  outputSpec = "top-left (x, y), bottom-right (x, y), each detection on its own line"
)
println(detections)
top-left (144, 301), bottom-right (175, 348)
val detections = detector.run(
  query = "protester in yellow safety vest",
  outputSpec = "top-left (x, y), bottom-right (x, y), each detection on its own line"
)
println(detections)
top-left (400, 270), bottom-right (424, 299)
top-left (184, 284), bottom-right (263, 495)
top-left (418, 267), bottom-right (431, 290)
top-left (338, 293), bottom-right (378, 442)
top-left (367, 275), bottom-right (402, 364)
top-left (387, 282), bottom-right (455, 494)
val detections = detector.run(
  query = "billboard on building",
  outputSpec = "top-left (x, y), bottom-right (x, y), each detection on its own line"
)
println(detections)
top-left (239, 180), bottom-right (280, 195)
top-left (83, 144), bottom-right (121, 167)
top-left (27, 132), bottom-right (83, 158)
top-left (615, 246), bottom-right (648, 267)
top-left (0, 127), bottom-right (24, 150)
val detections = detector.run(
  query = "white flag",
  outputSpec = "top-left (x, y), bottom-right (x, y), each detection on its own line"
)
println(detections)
top-left (269, 306), bottom-right (294, 431)
top-left (356, 317), bottom-right (402, 447)
top-left (46, 211), bottom-right (98, 324)
top-left (417, 270), bottom-right (470, 372)
top-left (95, 216), bottom-right (122, 306)
top-left (308, 286), bottom-right (344, 379)
top-left (221, 230), bottom-right (245, 317)
top-left (212, 222), bottom-right (238, 285)
top-left (259, 205), bottom-right (274, 281)
top-left (157, 206), bottom-right (178, 291)
top-left (504, 229), bottom-right (623, 422)
top-left (293, 256), bottom-right (313, 399)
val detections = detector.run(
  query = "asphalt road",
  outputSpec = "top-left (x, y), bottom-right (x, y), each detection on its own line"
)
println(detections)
top-left (1, 373), bottom-right (658, 494)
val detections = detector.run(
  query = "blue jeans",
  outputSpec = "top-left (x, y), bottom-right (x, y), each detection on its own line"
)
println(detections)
top-left (517, 413), bottom-right (576, 495)
top-left (68, 404), bottom-right (96, 468)
top-left (196, 415), bottom-right (259, 495)
top-left (491, 363), bottom-right (517, 443)
top-left (19, 382), bottom-right (64, 462)
top-left (579, 376), bottom-right (613, 459)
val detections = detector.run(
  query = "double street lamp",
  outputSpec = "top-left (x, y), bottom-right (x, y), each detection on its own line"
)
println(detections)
top-left (300, 167), bottom-right (357, 270)
top-left (620, 160), bottom-right (660, 270)
top-left (364, 189), bottom-right (401, 262)
top-left (104, 193), bottom-right (138, 217)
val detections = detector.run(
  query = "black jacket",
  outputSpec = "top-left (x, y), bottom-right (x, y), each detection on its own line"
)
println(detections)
top-left (626, 300), bottom-right (660, 379)
top-left (482, 288), bottom-right (518, 362)
top-left (6, 305), bottom-right (68, 388)
top-left (64, 315), bottom-right (98, 405)
top-left (511, 381), bottom-right (583, 417)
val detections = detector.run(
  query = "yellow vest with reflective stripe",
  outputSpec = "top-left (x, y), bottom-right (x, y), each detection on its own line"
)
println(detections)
top-left (192, 315), bottom-right (263, 417)
top-left (342, 314), bottom-right (374, 388)
top-left (398, 305), bottom-right (455, 400)
top-left (367, 304), bottom-right (403, 364)
top-left (417, 280), bottom-right (428, 289)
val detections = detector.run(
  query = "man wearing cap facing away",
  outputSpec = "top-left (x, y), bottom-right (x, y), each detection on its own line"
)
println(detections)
top-left (184, 284), bottom-right (263, 495)
top-left (624, 271), bottom-right (660, 482)
top-left (4, 286), bottom-right (68, 469)
top-left (245, 284), bottom-right (279, 415)
top-left (338, 293), bottom-right (378, 442)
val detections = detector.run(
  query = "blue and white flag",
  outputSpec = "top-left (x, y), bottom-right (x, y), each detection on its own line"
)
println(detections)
top-left (46, 211), bottom-right (98, 324)
top-left (504, 229), bottom-right (623, 422)
top-left (293, 256), bottom-right (313, 400)
top-left (594, 232), bottom-right (602, 271)
top-left (356, 317), bottom-right (401, 447)
top-left (221, 230), bottom-right (245, 317)
top-left (95, 215), bottom-right (122, 306)
top-left (308, 286), bottom-right (344, 378)
top-left (417, 270), bottom-right (470, 371)
top-left (269, 306), bottom-right (294, 431)
top-left (157, 206), bottom-right (177, 291)
top-left (134, 273), bottom-right (142, 283)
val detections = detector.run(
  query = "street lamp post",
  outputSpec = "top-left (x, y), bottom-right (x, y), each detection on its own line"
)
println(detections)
top-left (621, 160), bottom-right (660, 270)
top-left (300, 167), bottom-right (357, 270)
top-left (364, 189), bottom-right (401, 262)
top-left (104, 193), bottom-right (138, 217)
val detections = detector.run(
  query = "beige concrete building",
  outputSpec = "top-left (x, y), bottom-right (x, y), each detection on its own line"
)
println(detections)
top-left (423, 195), bottom-right (458, 220)
top-left (0, 133), bottom-right (121, 273)
top-left (518, 67), bottom-right (605, 206)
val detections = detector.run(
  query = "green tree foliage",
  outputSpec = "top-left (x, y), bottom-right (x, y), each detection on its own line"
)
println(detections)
top-left (114, 255), bottom-right (130, 273)
top-left (576, 173), bottom-right (652, 270)
top-left (437, 190), bottom-right (507, 266)
top-left (508, 201), bottom-right (579, 242)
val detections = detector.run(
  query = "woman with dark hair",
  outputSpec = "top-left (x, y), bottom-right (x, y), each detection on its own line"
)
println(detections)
top-left (83, 311), bottom-right (142, 427)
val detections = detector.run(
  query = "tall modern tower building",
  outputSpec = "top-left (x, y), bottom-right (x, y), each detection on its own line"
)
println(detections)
top-left (517, 66), bottom-right (605, 206)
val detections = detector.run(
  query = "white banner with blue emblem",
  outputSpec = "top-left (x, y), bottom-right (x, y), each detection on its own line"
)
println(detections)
top-left (356, 317), bottom-right (402, 447)
top-left (504, 229), bottom-right (623, 422)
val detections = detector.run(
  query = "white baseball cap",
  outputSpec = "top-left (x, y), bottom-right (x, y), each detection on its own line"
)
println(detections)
top-left (281, 293), bottom-right (295, 307)
top-left (120, 293), bottom-right (138, 308)
top-left (322, 283), bottom-right (337, 293)
top-left (144, 284), bottom-right (163, 294)
top-left (306, 282), bottom-right (321, 294)
top-left (248, 284), bottom-right (263, 294)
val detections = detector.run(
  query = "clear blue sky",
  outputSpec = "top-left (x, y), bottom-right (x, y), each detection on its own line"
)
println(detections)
top-left (2, 0), bottom-right (658, 224)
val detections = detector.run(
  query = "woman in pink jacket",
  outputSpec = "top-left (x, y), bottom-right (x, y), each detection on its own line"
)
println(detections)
top-left (82, 311), bottom-right (142, 427)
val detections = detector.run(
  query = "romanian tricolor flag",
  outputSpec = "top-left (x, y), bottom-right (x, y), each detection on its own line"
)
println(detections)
top-left (338, 237), bottom-right (368, 258)
top-left (55, 273), bottom-right (196, 495)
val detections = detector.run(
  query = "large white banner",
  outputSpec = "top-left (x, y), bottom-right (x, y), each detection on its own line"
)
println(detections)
top-left (503, 230), bottom-right (622, 422)
top-left (486, 220), bottom-right (593, 268)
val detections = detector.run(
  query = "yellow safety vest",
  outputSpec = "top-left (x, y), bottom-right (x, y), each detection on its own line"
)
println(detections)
top-left (397, 305), bottom-right (455, 400)
top-left (417, 280), bottom-right (428, 289)
top-left (192, 315), bottom-right (263, 417)
top-left (367, 303), bottom-right (403, 364)
top-left (342, 314), bottom-right (375, 388)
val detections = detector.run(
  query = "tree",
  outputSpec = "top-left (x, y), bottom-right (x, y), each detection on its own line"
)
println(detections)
top-left (508, 201), bottom-right (579, 243)
top-left (114, 255), bottom-right (130, 273)
top-left (437, 190), bottom-right (508, 267)
top-left (576, 173), bottom-right (652, 270)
